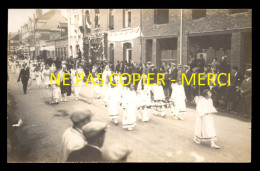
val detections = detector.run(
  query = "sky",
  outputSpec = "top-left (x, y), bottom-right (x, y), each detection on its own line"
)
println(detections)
top-left (8, 9), bottom-right (68, 33)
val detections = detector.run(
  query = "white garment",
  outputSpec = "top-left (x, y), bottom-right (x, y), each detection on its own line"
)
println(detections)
top-left (153, 85), bottom-right (165, 101)
top-left (59, 127), bottom-right (87, 162)
top-left (43, 69), bottom-right (51, 86)
top-left (170, 84), bottom-right (187, 113)
top-left (122, 90), bottom-right (138, 129)
top-left (194, 97), bottom-right (217, 140)
top-left (35, 71), bottom-right (42, 86)
top-left (108, 87), bottom-right (121, 119)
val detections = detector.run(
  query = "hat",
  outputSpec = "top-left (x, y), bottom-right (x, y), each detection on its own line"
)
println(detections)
top-left (82, 121), bottom-right (107, 140)
top-left (245, 69), bottom-right (252, 77)
top-left (102, 144), bottom-right (132, 162)
top-left (70, 110), bottom-right (94, 124)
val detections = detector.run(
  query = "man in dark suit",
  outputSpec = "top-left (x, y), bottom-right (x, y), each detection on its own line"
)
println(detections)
top-left (67, 121), bottom-right (107, 162)
top-left (17, 64), bottom-right (30, 94)
top-left (169, 63), bottom-right (178, 96)
top-left (149, 64), bottom-right (158, 84)
top-left (238, 69), bottom-right (252, 117)
top-left (115, 61), bottom-right (120, 73)
top-left (230, 66), bottom-right (244, 113)
top-left (183, 65), bottom-right (192, 103)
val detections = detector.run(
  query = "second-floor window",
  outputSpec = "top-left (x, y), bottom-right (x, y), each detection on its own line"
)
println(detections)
top-left (74, 15), bottom-right (79, 25)
top-left (154, 9), bottom-right (169, 24)
top-left (109, 9), bottom-right (114, 30)
top-left (192, 9), bottom-right (206, 19)
top-left (95, 9), bottom-right (100, 28)
top-left (123, 9), bottom-right (131, 28)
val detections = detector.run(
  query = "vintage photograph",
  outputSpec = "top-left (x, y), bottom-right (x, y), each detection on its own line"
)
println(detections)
top-left (7, 9), bottom-right (252, 163)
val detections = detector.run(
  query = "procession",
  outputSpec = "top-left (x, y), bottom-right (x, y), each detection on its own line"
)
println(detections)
top-left (7, 9), bottom-right (251, 163)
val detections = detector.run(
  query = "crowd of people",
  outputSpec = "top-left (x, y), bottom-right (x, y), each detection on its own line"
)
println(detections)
top-left (8, 53), bottom-right (252, 162)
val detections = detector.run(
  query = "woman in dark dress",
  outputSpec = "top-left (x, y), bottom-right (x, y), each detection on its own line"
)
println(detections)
top-left (60, 66), bottom-right (72, 102)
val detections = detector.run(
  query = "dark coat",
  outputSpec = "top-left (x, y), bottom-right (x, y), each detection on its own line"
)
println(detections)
top-left (17, 67), bottom-right (30, 83)
top-left (67, 145), bottom-right (102, 162)
top-left (231, 72), bottom-right (244, 87)
top-left (240, 77), bottom-right (252, 99)
top-left (169, 67), bottom-right (178, 81)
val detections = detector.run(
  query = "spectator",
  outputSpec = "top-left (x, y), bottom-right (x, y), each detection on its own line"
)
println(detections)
top-left (59, 110), bottom-right (93, 162)
top-left (67, 121), bottom-right (107, 162)
top-left (238, 69), bottom-right (252, 117)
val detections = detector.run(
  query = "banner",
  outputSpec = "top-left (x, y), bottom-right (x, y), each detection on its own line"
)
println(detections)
top-left (108, 27), bottom-right (143, 42)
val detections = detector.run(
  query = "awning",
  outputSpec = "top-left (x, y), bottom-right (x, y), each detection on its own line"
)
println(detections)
top-left (40, 46), bottom-right (55, 51)
top-left (108, 27), bottom-right (143, 42)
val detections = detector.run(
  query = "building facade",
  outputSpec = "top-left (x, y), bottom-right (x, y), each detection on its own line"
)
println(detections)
top-left (66, 9), bottom-right (252, 72)
top-left (8, 33), bottom-right (20, 55)
top-left (18, 9), bottom-right (67, 60)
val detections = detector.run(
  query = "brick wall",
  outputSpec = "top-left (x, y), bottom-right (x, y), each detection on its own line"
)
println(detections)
top-left (107, 9), bottom-right (142, 65)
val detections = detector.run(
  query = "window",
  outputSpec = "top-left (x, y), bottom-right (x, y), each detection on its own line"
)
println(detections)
top-left (74, 15), bottom-right (79, 25)
top-left (85, 10), bottom-right (91, 33)
top-left (229, 9), bottom-right (249, 14)
top-left (109, 9), bottom-right (114, 30)
top-left (123, 9), bottom-right (131, 28)
top-left (64, 47), bottom-right (67, 57)
top-left (123, 43), bottom-right (132, 63)
top-left (192, 9), bottom-right (206, 19)
top-left (154, 9), bottom-right (169, 24)
top-left (95, 9), bottom-right (100, 28)
top-left (109, 44), bottom-right (114, 65)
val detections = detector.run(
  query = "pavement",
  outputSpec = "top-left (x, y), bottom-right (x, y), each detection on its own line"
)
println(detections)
top-left (7, 69), bottom-right (251, 163)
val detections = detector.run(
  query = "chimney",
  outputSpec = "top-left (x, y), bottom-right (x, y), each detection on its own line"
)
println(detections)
top-left (36, 9), bottom-right (42, 18)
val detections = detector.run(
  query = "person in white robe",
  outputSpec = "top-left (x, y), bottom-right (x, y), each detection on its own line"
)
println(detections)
top-left (169, 80), bottom-right (187, 120)
top-left (42, 65), bottom-right (51, 88)
top-left (121, 84), bottom-right (138, 131)
top-left (137, 76), bottom-right (151, 122)
top-left (108, 83), bottom-right (121, 125)
top-left (193, 89), bottom-right (220, 149)
top-left (34, 67), bottom-right (42, 89)
top-left (27, 62), bottom-right (36, 89)
top-left (152, 81), bottom-right (166, 117)
top-left (49, 66), bottom-right (61, 104)
top-left (59, 110), bottom-right (93, 162)
top-left (74, 65), bottom-right (85, 101)
top-left (102, 65), bottom-right (112, 106)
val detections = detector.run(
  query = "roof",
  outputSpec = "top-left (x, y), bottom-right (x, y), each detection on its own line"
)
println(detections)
top-left (9, 34), bottom-right (19, 41)
top-left (36, 10), bottom-right (67, 31)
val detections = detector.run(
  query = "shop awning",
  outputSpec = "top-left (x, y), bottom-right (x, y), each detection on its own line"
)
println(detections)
top-left (108, 27), bottom-right (143, 42)
top-left (40, 46), bottom-right (55, 51)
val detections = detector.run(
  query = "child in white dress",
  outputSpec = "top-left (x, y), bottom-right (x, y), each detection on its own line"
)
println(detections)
top-left (152, 81), bottom-right (166, 117)
top-left (121, 84), bottom-right (138, 131)
top-left (193, 89), bottom-right (220, 149)
top-left (42, 65), bottom-right (51, 88)
top-left (169, 79), bottom-right (187, 120)
top-left (34, 65), bottom-right (42, 89)
top-left (108, 80), bottom-right (121, 125)
top-left (137, 76), bottom-right (151, 122)
top-left (74, 65), bottom-right (85, 101)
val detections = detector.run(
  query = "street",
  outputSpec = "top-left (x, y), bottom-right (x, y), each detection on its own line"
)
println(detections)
top-left (7, 69), bottom-right (251, 163)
